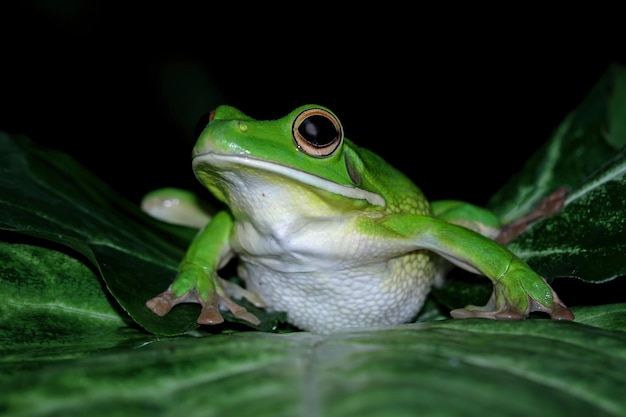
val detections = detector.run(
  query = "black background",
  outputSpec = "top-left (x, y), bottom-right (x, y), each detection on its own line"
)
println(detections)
top-left (2, 3), bottom-right (624, 207)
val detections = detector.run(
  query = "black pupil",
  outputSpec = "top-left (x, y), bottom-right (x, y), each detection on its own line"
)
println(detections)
top-left (298, 115), bottom-right (338, 147)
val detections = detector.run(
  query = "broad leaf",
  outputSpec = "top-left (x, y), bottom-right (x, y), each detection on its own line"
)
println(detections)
top-left (2, 238), bottom-right (626, 416)
top-left (2, 291), bottom-right (626, 416)
top-left (434, 64), bottom-right (626, 309)
top-left (486, 64), bottom-right (626, 282)
top-left (0, 134), bottom-right (284, 335)
top-left (508, 146), bottom-right (626, 282)
top-left (0, 240), bottom-right (129, 350)
top-left (489, 64), bottom-right (626, 222)
top-left (3, 236), bottom-right (626, 415)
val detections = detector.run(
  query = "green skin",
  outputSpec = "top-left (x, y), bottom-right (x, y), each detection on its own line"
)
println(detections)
top-left (144, 104), bottom-right (574, 334)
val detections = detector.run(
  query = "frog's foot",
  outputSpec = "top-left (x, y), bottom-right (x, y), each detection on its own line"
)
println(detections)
top-left (496, 187), bottom-right (569, 245)
top-left (146, 285), bottom-right (261, 326)
top-left (450, 276), bottom-right (574, 321)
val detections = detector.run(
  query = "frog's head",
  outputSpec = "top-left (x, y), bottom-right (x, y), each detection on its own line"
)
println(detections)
top-left (191, 104), bottom-right (388, 209)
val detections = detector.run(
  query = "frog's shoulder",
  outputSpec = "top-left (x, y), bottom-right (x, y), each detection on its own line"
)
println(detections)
top-left (344, 139), bottom-right (429, 213)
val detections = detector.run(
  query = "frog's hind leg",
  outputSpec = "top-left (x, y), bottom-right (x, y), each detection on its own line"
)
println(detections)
top-left (141, 187), bottom-right (213, 229)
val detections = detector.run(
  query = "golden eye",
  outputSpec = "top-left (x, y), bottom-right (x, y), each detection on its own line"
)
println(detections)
top-left (292, 108), bottom-right (343, 157)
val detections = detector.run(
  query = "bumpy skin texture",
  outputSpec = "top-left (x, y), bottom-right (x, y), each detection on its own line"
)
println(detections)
top-left (144, 105), bottom-right (574, 334)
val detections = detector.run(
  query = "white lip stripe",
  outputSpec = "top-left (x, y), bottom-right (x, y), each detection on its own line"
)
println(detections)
top-left (193, 153), bottom-right (386, 207)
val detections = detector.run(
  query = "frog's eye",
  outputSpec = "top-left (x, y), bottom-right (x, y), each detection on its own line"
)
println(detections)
top-left (292, 108), bottom-right (343, 158)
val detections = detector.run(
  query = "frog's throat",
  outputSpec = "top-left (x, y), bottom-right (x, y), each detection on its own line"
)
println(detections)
top-left (193, 153), bottom-right (386, 207)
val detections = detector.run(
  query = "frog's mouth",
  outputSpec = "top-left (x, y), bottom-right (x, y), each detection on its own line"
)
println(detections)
top-left (193, 152), bottom-right (385, 207)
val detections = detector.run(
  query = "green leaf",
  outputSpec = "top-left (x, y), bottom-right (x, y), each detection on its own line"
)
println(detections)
top-left (435, 64), bottom-right (626, 310)
top-left (484, 64), bottom-right (626, 286)
top-left (507, 146), bottom-right (626, 282)
top-left (2, 304), bottom-right (626, 416)
top-left (489, 64), bottom-right (626, 222)
top-left (0, 134), bottom-right (283, 336)
top-left (3, 241), bottom-right (625, 416)
top-left (0, 240), bottom-right (129, 349)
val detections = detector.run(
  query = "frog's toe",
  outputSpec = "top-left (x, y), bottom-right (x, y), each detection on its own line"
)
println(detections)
top-left (197, 297), bottom-right (225, 325)
top-left (146, 289), bottom-right (183, 317)
top-left (450, 306), bottom-right (525, 320)
top-left (528, 291), bottom-right (575, 321)
top-left (219, 277), bottom-right (267, 308)
top-left (449, 290), bottom-right (523, 320)
top-left (546, 304), bottom-right (575, 320)
top-left (146, 295), bottom-right (173, 317)
top-left (521, 277), bottom-right (574, 321)
top-left (217, 294), bottom-right (261, 326)
top-left (193, 292), bottom-right (260, 325)
top-left (146, 286), bottom-right (261, 327)
top-left (147, 287), bottom-right (225, 324)
top-left (551, 305), bottom-right (575, 321)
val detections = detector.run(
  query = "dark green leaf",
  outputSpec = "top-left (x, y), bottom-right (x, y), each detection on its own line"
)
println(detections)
top-left (0, 240), bottom-right (129, 351)
top-left (508, 147), bottom-right (626, 282)
top-left (2, 304), bottom-right (626, 416)
top-left (489, 64), bottom-right (626, 222)
top-left (485, 64), bottom-right (626, 285)
top-left (0, 134), bottom-right (284, 336)
top-left (3, 222), bottom-right (626, 416)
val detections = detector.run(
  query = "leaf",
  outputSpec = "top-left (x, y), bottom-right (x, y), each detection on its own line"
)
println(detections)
top-left (482, 64), bottom-right (626, 285)
top-left (0, 240), bottom-right (129, 350)
top-left (0, 134), bottom-right (284, 336)
top-left (2, 304), bottom-right (626, 416)
top-left (507, 147), bottom-right (626, 282)
top-left (488, 64), bottom-right (626, 222)
top-left (3, 232), bottom-right (626, 416)
top-left (435, 65), bottom-right (626, 310)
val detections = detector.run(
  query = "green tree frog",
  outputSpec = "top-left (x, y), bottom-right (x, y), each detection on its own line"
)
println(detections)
top-left (144, 104), bottom-right (574, 334)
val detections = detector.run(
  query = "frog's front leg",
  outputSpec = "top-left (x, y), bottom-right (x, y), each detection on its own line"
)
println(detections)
top-left (378, 214), bottom-right (574, 321)
top-left (146, 211), bottom-right (261, 326)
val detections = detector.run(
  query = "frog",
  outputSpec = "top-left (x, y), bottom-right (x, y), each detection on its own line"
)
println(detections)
top-left (143, 104), bottom-right (574, 334)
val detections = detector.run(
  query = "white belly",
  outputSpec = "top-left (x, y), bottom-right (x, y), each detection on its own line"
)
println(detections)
top-left (237, 250), bottom-right (436, 334)
top-left (227, 187), bottom-right (436, 334)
